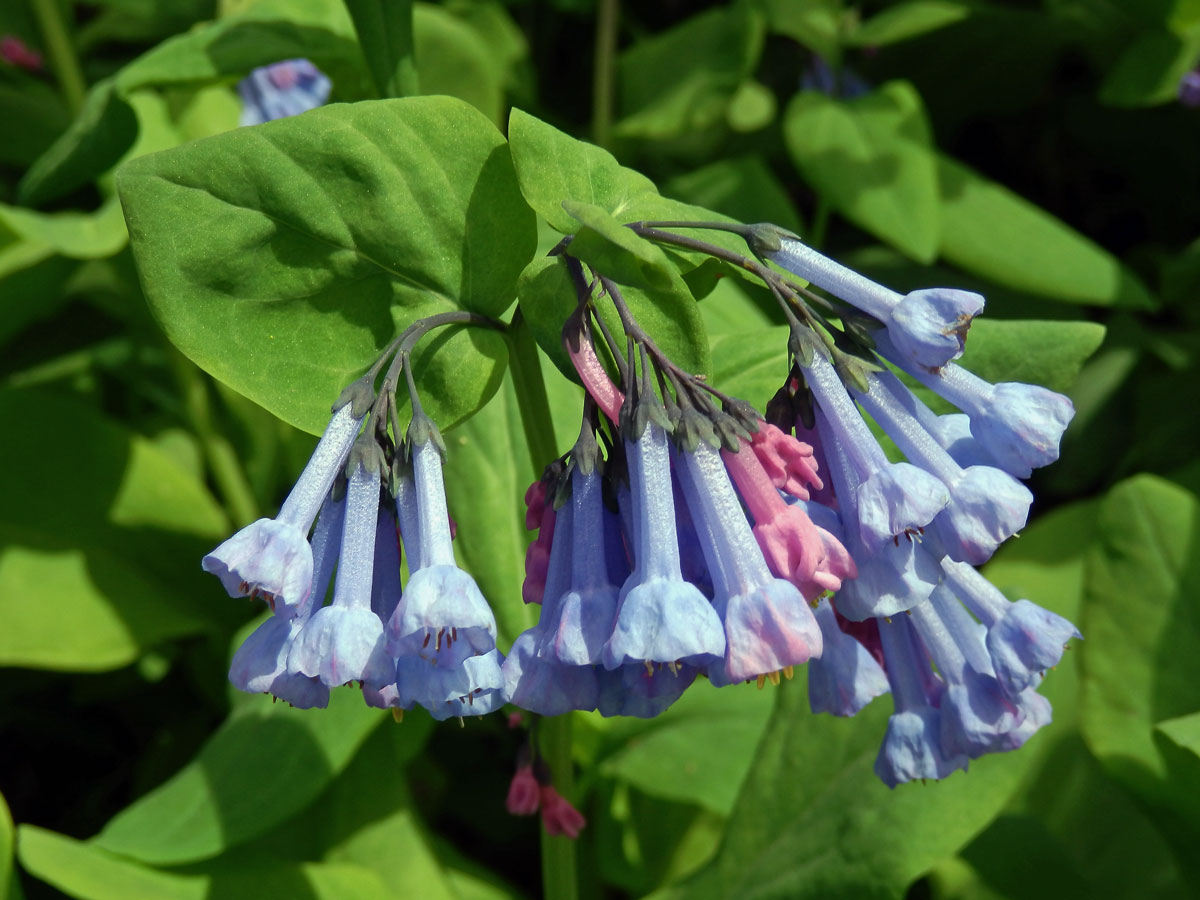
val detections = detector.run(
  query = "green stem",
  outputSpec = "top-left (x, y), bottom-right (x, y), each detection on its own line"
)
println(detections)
top-left (592, 0), bottom-right (618, 149)
top-left (505, 310), bottom-right (578, 900)
top-left (30, 0), bottom-right (86, 113)
top-left (539, 715), bottom-right (578, 900)
top-left (507, 308), bottom-right (560, 470)
top-left (167, 348), bottom-right (259, 528)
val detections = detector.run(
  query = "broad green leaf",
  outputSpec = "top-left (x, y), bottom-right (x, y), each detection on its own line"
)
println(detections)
top-left (937, 155), bottom-right (1156, 308)
top-left (0, 388), bottom-right (225, 670)
top-left (1080, 476), bottom-right (1200, 880)
top-left (665, 156), bottom-right (803, 237)
top-left (847, 0), bottom-right (972, 47)
top-left (1099, 28), bottom-right (1200, 107)
top-left (709, 324), bottom-right (789, 413)
top-left (115, 0), bottom-right (366, 97)
top-left (508, 108), bottom-right (658, 234)
top-left (0, 249), bottom-right (77, 346)
top-left (0, 81), bottom-right (70, 167)
top-left (956, 319), bottom-right (1107, 393)
top-left (345, 0), bottom-right (417, 98)
top-left (660, 670), bottom-right (1035, 900)
top-left (18, 826), bottom-right (392, 900)
top-left (762, 0), bottom-right (842, 60)
top-left (598, 679), bottom-right (774, 815)
top-left (93, 690), bottom-right (384, 864)
top-left (614, 4), bottom-right (765, 140)
top-left (1157, 711), bottom-right (1200, 759)
top-left (726, 79), bottom-right (776, 133)
top-left (413, 3), bottom-right (505, 124)
top-left (783, 81), bottom-right (941, 262)
top-left (0, 198), bottom-right (127, 261)
top-left (17, 77), bottom-right (138, 207)
top-left (517, 255), bottom-right (712, 384)
top-left (118, 96), bottom-right (536, 435)
top-left (563, 200), bottom-right (681, 291)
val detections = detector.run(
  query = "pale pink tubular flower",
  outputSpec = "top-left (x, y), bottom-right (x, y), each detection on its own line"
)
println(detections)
top-left (522, 479), bottom-right (556, 605)
top-left (505, 765), bottom-right (540, 816)
top-left (749, 422), bottom-right (823, 499)
top-left (723, 440), bottom-right (855, 599)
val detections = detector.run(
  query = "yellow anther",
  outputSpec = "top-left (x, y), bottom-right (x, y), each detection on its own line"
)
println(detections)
top-left (756, 674), bottom-right (766, 690)
top-left (392, 709), bottom-right (404, 724)
top-left (767, 670), bottom-right (781, 686)
top-left (783, 665), bottom-right (794, 681)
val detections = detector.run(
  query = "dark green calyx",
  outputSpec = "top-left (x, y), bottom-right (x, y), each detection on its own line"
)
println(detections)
top-left (745, 223), bottom-right (797, 260)
top-left (347, 434), bottom-right (388, 481)
top-left (333, 376), bottom-right (376, 418)
top-left (406, 412), bottom-right (446, 459)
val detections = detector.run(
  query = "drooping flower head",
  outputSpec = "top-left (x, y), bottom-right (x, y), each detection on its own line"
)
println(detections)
top-left (238, 58), bottom-right (332, 126)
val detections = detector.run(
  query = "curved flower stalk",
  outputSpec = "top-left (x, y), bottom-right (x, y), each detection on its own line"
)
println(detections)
top-left (203, 402), bottom-right (363, 616)
top-left (767, 237), bottom-right (984, 370)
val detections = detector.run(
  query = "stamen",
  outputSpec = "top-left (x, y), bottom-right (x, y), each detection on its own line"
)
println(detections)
top-left (783, 665), bottom-right (794, 680)
top-left (767, 670), bottom-right (781, 686)
top-left (644, 660), bottom-right (654, 677)
top-left (756, 674), bottom-right (766, 689)
top-left (392, 709), bottom-right (404, 723)
top-left (422, 632), bottom-right (431, 649)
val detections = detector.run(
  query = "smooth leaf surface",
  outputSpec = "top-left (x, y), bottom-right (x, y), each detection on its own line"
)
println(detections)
top-left (783, 81), bottom-right (941, 261)
top-left (0, 198), bottom-right (128, 261)
top-left (0, 388), bottom-right (224, 670)
top-left (345, 0), bottom-right (416, 98)
top-left (1080, 476), bottom-right (1200, 881)
top-left (661, 671), bottom-right (1033, 900)
top-left (17, 78), bottom-right (138, 207)
top-left (665, 156), bottom-right (803, 237)
top-left (563, 199), bottom-right (681, 291)
top-left (413, 3), bottom-right (505, 124)
top-left (614, 3), bottom-right (765, 140)
top-left (956, 319), bottom-right (1106, 393)
top-left (18, 826), bottom-right (392, 900)
top-left (938, 155), bottom-right (1155, 308)
top-left (118, 96), bottom-right (535, 435)
top-left (598, 679), bottom-right (774, 816)
top-left (93, 690), bottom-right (384, 864)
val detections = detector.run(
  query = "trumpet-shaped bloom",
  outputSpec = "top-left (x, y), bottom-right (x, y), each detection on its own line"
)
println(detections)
top-left (502, 630), bottom-right (599, 716)
top-left (854, 371), bottom-right (1031, 564)
top-left (537, 465), bottom-right (620, 666)
top-left (675, 441), bottom-right (822, 686)
top-left (767, 238), bottom-right (983, 369)
top-left (602, 424), bottom-right (725, 669)
top-left (807, 599), bottom-right (889, 716)
top-left (386, 440), bottom-right (497, 666)
top-left (287, 458), bottom-right (394, 688)
top-left (203, 403), bottom-right (361, 616)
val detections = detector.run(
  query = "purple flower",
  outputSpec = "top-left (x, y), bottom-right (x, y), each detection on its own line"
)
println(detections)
top-left (203, 403), bottom-right (361, 616)
top-left (398, 649), bottom-right (507, 720)
top-left (874, 615), bottom-right (969, 787)
top-left (602, 424), bottom-right (725, 669)
top-left (804, 354), bottom-right (949, 551)
top-left (807, 599), bottom-right (889, 717)
top-left (536, 464), bottom-right (620, 666)
top-left (815, 408), bottom-right (942, 620)
top-left (596, 662), bottom-right (698, 718)
top-left (502, 630), bottom-right (599, 716)
top-left (386, 440), bottom-right (497, 666)
top-left (286, 456), bottom-right (394, 688)
top-left (876, 333), bottom-right (1075, 479)
top-left (1179, 67), bottom-right (1200, 107)
top-left (238, 59), bottom-right (332, 126)
top-left (853, 371), bottom-right (1032, 564)
top-left (767, 238), bottom-right (983, 369)
top-left (673, 441), bottom-right (822, 686)
top-left (942, 558), bottom-right (1081, 696)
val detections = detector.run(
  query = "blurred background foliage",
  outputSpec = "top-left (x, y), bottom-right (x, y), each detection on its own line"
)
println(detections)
top-left (2, 0), bottom-right (1199, 898)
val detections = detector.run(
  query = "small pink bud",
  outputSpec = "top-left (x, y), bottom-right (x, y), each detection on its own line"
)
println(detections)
top-left (539, 785), bottom-right (586, 838)
top-left (506, 765), bottom-right (540, 816)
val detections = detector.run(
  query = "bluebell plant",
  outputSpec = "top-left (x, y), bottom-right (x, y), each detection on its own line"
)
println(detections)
top-left (203, 213), bottom-right (1080, 832)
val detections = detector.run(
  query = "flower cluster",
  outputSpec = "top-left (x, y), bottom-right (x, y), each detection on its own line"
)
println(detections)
top-left (201, 220), bottom-right (1080, 801)
top-left (205, 317), bottom-right (504, 722)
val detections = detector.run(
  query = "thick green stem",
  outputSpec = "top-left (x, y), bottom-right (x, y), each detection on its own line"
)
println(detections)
top-left (539, 715), bottom-right (578, 900)
top-left (167, 349), bottom-right (259, 528)
top-left (507, 308), bottom-right (560, 470)
top-left (591, 0), bottom-right (618, 149)
top-left (506, 309), bottom-right (578, 900)
top-left (30, 0), bottom-right (86, 113)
